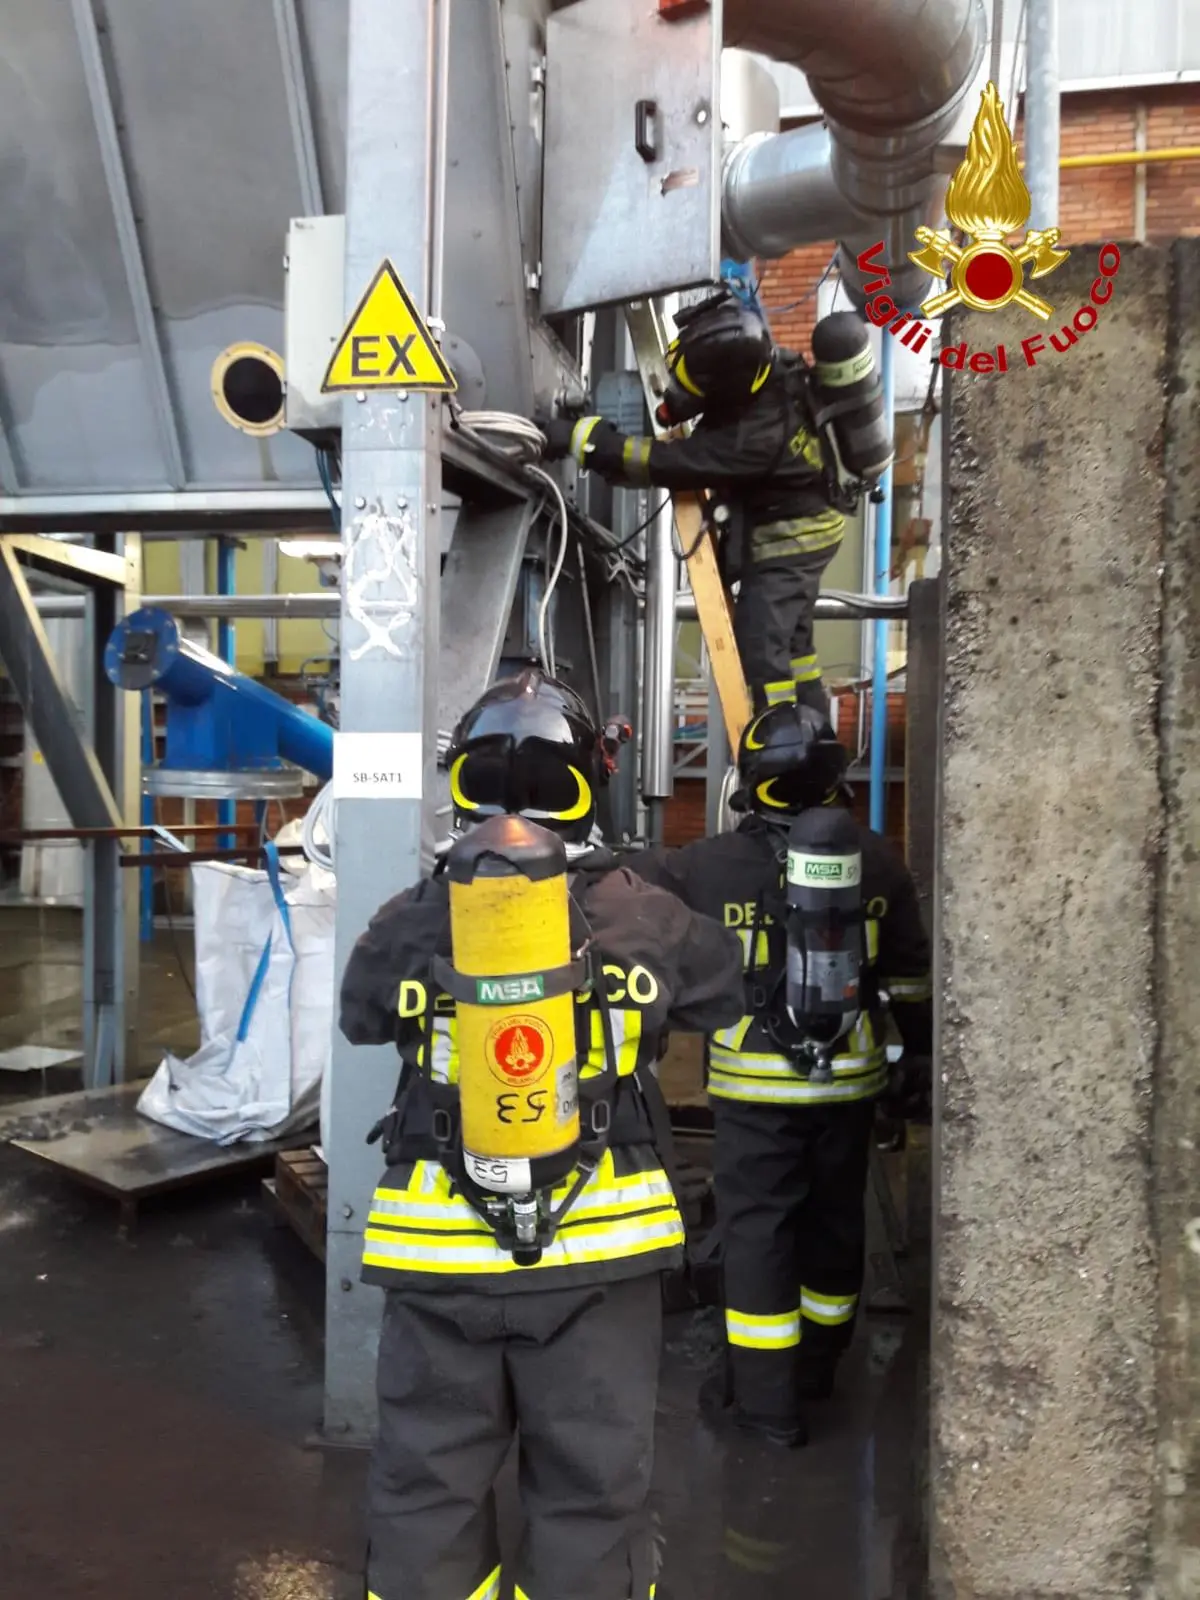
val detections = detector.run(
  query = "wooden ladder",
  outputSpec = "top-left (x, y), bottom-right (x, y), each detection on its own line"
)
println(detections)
top-left (624, 301), bottom-right (753, 755)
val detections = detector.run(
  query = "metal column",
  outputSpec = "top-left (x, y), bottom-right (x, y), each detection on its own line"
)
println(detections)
top-left (324, 0), bottom-right (448, 1441)
top-left (1024, 0), bottom-right (1060, 231)
top-left (641, 493), bottom-right (676, 844)
top-left (216, 537), bottom-right (237, 847)
top-left (869, 334), bottom-right (897, 834)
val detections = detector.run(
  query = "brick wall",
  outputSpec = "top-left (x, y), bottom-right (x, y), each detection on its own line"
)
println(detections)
top-left (758, 86), bottom-right (1200, 349)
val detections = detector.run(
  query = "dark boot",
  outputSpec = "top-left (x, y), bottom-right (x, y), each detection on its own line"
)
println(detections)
top-left (698, 1371), bottom-right (808, 1449)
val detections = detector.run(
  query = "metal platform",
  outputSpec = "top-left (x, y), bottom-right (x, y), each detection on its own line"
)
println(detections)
top-left (0, 1081), bottom-right (307, 1224)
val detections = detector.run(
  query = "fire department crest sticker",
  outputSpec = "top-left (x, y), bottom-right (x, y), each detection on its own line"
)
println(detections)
top-left (486, 1015), bottom-right (552, 1086)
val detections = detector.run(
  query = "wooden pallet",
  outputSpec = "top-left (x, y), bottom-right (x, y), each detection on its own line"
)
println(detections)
top-left (264, 1147), bottom-right (327, 1262)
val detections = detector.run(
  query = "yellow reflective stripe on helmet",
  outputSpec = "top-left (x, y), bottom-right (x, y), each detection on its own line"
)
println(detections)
top-left (725, 1305), bottom-right (802, 1349)
top-left (887, 974), bottom-right (933, 1001)
top-left (789, 653), bottom-right (821, 684)
top-left (814, 347), bottom-right (875, 387)
top-left (742, 710), bottom-right (771, 751)
top-left (762, 680), bottom-right (794, 708)
top-left (750, 358), bottom-right (773, 393)
top-left (755, 776), bottom-right (793, 809)
top-left (673, 351), bottom-right (703, 397)
top-left (448, 752), bottom-right (472, 811)
top-left (801, 1288), bottom-right (859, 1326)
top-left (569, 415), bottom-right (603, 463)
top-left (555, 764), bottom-right (592, 822)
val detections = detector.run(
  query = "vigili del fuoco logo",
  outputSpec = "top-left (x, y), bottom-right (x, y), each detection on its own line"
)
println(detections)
top-left (855, 81), bottom-right (1122, 374)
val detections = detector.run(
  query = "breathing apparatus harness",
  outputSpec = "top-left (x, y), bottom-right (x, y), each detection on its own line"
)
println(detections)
top-left (368, 834), bottom-right (679, 1268)
top-left (741, 809), bottom-right (873, 1084)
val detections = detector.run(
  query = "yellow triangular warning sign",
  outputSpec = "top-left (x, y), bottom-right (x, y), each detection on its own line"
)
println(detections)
top-left (322, 259), bottom-right (457, 394)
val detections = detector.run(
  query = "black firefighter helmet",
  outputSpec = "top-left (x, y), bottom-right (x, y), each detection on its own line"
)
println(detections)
top-left (734, 703), bottom-right (848, 816)
top-left (446, 669), bottom-right (603, 844)
top-left (658, 288), bottom-right (775, 427)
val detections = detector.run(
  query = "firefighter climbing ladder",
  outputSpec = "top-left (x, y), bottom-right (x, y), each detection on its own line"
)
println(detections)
top-left (624, 300), bottom-right (754, 755)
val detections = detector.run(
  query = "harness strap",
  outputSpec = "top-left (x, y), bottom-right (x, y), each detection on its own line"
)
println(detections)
top-left (430, 953), bottom-right (588, 1005)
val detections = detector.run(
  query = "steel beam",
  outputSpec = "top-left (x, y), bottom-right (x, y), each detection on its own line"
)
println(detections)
top-left (324, 0), bottom-right (448, 1443)
top-left (904, 576), bottom-right (943, 930)
top-left (436, 499), bottom-right (535, 734)
top-left (70, 0), bottom-right (187, 490)
top-left (5, 535), bottom-right (127, 587)
top-left (273, 0), bottom-right (326, 216)
top-left (1024, 0), bottom-right (1061, 230)
top-left (82, 536), bottom-right (143, 1086)
top-left (0, 491), bottom-right (332, 533)
top-left (140, 593), bottom-right (338, 619)
top-left (0, 542), bottom-right (122, 833)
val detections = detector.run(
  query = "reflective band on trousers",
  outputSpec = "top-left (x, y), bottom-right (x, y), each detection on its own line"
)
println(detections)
top-left (790, 653), bottom-right (821, 683)
top-left (725, 1305), bottom-right (802, 1350)
top-left (764, 679), bottom-right (795, 706)
top-left (801, 1288), bottom-right (858, 1326)
top-left (516, 1586), bottom-right (656, 1599)
top-left (886, 974), bottom-right (933, 1001)
top-left (371, 1571), bottom-right (500, 1600)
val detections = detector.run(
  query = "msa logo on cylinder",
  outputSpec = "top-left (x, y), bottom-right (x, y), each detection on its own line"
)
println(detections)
top-left (476, 975), bottom-right (546, 1005)
top-left (788, 851), bottom-right (862, 887)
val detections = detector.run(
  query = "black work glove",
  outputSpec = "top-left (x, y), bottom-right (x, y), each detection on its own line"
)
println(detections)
top-left (877, 1054), bottom-right (932, 1125)
top-left (537, 415), bottom-right (576, 461)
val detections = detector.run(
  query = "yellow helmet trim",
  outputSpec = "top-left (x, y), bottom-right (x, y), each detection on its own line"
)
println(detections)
top-left (448, 753), bottom-right (474, 811)
top-left (755, 779), bottom-right (792, 810)
top-left (448, 755), bottom-right (592, 822)
top-left (751, 358), bottom-right (773, 394)
top-left (743, 712), bottom-right (770, 752)
top-left (673, 352), bottom-right (704, 398)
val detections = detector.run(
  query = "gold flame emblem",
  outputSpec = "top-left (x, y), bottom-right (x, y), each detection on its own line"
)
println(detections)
top-left (908, 81), bottom-right (1069, 321)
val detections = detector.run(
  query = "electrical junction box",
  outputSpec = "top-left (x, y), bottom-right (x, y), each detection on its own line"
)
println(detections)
top-left (595, 372), bottom-right (647, 435)
top-left (284, 214), bottom-right (346, 440)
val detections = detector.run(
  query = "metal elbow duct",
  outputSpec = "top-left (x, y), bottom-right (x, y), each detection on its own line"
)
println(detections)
top-left (722, 0), bottom-right (988, 309)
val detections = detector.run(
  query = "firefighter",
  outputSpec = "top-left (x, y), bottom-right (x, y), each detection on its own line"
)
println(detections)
top-left (538, 290), bottom-right (891, 715)
top-left (625, 703), bottom-right (932, 1446)
top-left (339, 668), bottom-right (745, 1600)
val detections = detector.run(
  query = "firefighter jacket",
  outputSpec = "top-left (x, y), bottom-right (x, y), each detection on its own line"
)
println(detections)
top-left (339, 848), bottom-right (745, 1292)
top-left (576, 369), bottom-right (845, 563)
top-left (626, 814), bottom-right (933, 1108)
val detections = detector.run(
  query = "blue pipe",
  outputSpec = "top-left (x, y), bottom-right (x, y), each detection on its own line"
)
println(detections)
top-left (216, 539), bottom-right (237, 847)
top-left (104, 608), bottom-right (334, 782)
top-left (869, 332), bottom-right (896, 835)
top-left (139, 690), bottom-right (155, 943)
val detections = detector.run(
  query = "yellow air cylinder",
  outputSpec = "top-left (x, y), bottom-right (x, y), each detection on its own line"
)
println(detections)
top-left (446, 814), bottom-right (581, 1195)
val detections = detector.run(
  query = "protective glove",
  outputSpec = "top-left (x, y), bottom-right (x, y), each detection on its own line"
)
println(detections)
top-left (537, 415), bottom-right (577, 462)
top-left (877, 1054), bottom-right (932, 1125)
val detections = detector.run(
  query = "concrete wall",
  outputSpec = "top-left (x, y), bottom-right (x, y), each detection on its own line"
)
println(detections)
top-left (933, 240), bottom-right (1200, 1598)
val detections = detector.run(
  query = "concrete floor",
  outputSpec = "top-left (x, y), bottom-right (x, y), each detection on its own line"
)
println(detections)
top-left (0, 907), bottom-right (927, 1600)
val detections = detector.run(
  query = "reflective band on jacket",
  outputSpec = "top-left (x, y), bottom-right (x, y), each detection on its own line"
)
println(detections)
top-left (750, 512), bottom-right (845, 563)
top-left (621, 435), bottom-right (653, 482)
top-left (725, 1305), bottom-right (802, 1349)
top-left (724, 1528), bottom-right (791, 1574)
top-left (801, 1288), bottom-right (858, 1326)
top-left (570, 415), bottom-right (603, 464)
top-left (815, 348), bottom-right (875, 387)
top-left (885, 974), bottom-right (933, 1002)
top-left (709, 1057), bottom-right (888, 1105)
top-left (421, 1005), bottom-right (642, 1086)
top-left (517, 1587), bottom-right (656, 1600)
top-left (362, 1158), bottom-right (684, 1278)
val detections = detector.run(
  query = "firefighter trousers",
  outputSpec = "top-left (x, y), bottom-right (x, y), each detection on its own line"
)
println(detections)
top-left (712, 1097), bottom-right (876, 1426)
top-left (366, 1274), bottom-right (662, 1600)
top-left (734, 539), bottom-right (841, 716)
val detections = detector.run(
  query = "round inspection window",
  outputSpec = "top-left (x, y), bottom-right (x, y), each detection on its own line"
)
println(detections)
top-left (211, 342), bottom-right (285, 436)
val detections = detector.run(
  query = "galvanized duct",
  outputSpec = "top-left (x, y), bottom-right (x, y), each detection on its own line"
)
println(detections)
top-left (722, 0), bottom-right (988, 308)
